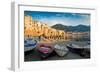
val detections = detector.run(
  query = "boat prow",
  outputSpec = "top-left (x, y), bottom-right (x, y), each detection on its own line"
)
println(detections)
top-left (66, 43), bottom-right (90, 58)
top-left (37, 44), bottom-right (54, 58)
top-left (24, 37), bottom-right (37, 52)
top-left (54, 44), bottom-right (69, 57)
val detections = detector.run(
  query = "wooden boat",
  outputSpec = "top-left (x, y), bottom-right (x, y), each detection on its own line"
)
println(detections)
top-left (24, 38), bottom-right (37, 52)
top-left (66, 44), bottom-right (90, 57)
top-left (37, 44), bottom-right (54, 58)
top-left (54, 44), bottom-right (69, 57)
top-left (66, 44), bottom-right (83, 54)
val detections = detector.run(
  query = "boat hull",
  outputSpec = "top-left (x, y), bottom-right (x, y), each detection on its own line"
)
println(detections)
top-left (24, 38), bottom-right (37, 52)
top-left (37, 44), bottom-right (54, 58)
top-left (66, 45), bottom-right (90, 58)
top-left (67, 46), bottom-right (83, 54)
top-left (54, 44), bottom-right (69, 57)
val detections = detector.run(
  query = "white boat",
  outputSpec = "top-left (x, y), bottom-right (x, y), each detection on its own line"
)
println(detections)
top-left (24, 38), bottom-right (37, 52)
top-left (54, 44), bottom-right (69, 57)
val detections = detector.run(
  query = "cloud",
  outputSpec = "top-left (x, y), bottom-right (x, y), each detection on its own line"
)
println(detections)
top-left (39, 17), bottom-right (70, 26)
top-left (38, 14), bottom-right (90, 26)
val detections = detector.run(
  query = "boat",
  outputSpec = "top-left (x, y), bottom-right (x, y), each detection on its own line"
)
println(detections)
top-left (24, 37), bottom-right (37, 52)
top-left (37, 44), bottom-right (54, 58)
top-left (66, 44), bottom-right (83, 54)
top-left (54, 44), bottom-right (69, 57)
top-left (81, 45), bottom-right (90, 58)
top-left (66, 44), bottom-right (90, 57)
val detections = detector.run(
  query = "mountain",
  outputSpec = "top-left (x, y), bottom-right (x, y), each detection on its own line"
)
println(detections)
top-left (51, 24), bottom-right (90, 32)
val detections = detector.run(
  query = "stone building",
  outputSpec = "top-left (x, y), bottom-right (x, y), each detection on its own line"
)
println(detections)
top-left (24, 16), bottom-right (66, 40)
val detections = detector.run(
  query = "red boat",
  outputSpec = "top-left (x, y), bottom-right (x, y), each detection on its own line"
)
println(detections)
top-left (37, 44), bottom-right (54, 59)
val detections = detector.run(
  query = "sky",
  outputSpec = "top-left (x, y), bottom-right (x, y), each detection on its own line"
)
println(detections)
top-left (24, 11), bottom-right (90, 26)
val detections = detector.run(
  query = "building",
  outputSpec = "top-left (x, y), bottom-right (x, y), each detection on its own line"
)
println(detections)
top-left (24, 16), bottom-right (90, 41)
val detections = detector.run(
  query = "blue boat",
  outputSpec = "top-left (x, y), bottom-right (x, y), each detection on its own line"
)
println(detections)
top-left (24, 38), bottom-right (37, 52)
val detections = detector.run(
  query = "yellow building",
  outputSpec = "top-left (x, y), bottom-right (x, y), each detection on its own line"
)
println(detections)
top-left (24, 16), bottom-right (66, 40)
